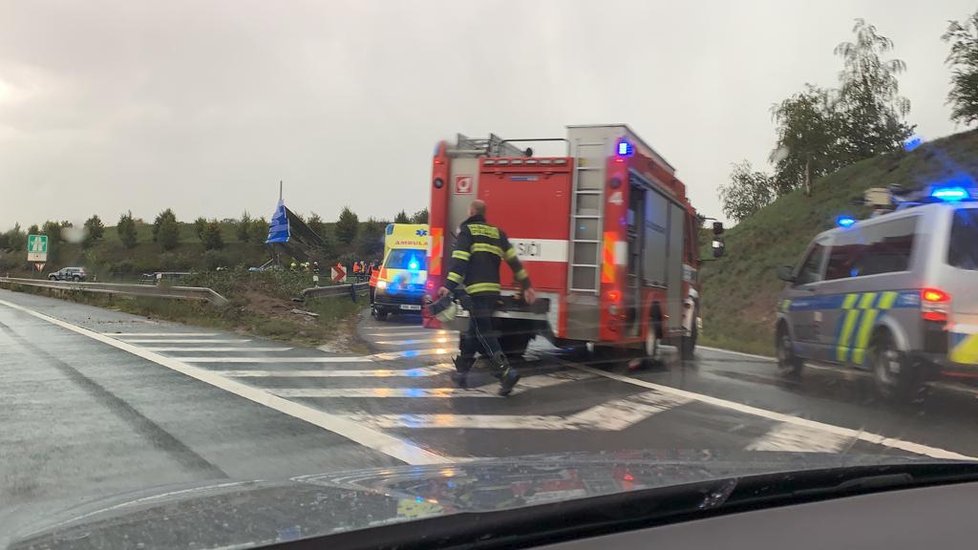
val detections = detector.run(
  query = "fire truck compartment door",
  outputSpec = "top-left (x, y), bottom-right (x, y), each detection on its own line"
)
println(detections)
top-left (643, 189), bottom-right (669, 286)
top-left (666, 203), bottom-right (685, 331)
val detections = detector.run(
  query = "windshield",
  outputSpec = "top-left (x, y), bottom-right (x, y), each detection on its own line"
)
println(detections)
top-left (385, 249), bottom-right (427, 271)
top-left (948, 208), bottom-right (978, 270)
top-left (3, 2), bottom-right (978, 549)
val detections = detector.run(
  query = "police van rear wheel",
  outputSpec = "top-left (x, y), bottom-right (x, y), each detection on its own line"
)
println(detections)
top-left (871, 331), bottom-right (919, 402)
top-left (776, 324), bottom-right (803, 376)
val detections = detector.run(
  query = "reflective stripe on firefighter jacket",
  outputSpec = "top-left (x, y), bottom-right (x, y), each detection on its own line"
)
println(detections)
top-left (443, 214), bottom-right (531, 296)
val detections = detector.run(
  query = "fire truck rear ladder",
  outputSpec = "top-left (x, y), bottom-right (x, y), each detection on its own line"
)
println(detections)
top-left (569, 140), bottom-right (607, 295)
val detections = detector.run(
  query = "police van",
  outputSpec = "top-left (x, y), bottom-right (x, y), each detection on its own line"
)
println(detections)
top-left (775, 184), bottom-right (978, 399)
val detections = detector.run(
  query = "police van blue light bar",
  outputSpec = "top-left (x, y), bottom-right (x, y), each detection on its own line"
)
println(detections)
top-left (616, 139), bottom-right (634, 157)
top-left (836, 215), bottom-right (857, 228)
top-left (930, 186), bottom-right (970, 202)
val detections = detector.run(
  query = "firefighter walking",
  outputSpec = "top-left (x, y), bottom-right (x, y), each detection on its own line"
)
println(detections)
top-left (438, 200), bottom-right (536, 396)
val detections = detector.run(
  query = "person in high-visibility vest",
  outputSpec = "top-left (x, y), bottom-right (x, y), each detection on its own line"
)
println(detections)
top-left (438, 199), bottom-right (537, 396)
top-left (369, 264), bottom-right (380, 304)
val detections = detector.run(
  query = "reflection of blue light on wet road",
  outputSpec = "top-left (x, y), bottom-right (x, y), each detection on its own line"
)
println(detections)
top-left (403, 350), bottom-right (419, 358)
top-left (405, 369), bottom-right (425, 377)
top-left (404, 388), bottom-right (424, 397)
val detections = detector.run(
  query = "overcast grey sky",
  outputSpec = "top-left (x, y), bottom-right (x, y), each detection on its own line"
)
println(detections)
top-left (0, 0), bottom-right (974, 229)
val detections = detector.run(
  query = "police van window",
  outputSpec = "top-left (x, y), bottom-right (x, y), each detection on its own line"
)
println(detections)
top-left (795, 243), bottom-right (826, 285)
top-left (948, 208), bottom-right (978, 270)
top-left (825, 216), bottom-right (917, 280)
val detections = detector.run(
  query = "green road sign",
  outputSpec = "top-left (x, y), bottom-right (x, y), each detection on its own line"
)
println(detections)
top-left (27, 234), bottom-right (48, 262)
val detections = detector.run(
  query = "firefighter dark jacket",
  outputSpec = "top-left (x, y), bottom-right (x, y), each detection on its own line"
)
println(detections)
top-left (443, 214), bottom-right (531, 296)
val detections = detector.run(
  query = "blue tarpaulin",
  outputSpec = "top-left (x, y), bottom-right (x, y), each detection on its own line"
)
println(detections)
top-left (266, 200), bottom-right (290, 244)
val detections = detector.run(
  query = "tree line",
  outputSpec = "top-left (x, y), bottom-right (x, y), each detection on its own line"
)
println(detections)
top-left (0, 206), bottom-right (429, 268)
top-left (719, 13), bottom-right (978, 222)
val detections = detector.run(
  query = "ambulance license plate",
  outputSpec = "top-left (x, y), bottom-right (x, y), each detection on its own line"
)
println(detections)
top-left (400, 304), bottom-right (421, 311)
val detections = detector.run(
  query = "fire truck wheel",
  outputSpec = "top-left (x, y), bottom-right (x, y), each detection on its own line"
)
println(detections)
top-left (680, 317), bottom-right (698, 361)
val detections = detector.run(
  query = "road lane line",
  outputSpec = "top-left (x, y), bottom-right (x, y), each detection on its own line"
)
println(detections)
top-left (106, 332), bottom-right (222, 337)
top-left (363, 331), bottom-right (457, 338)
top-left (565, 362), bottom-right (976, 461)
top-left (698, 346), bottom-right (774, 361)
top-left (222, 366), bottom-right (450, 378)
top-left (118, 338), bottom-right (252, 344)
top-left (747, 424), bottom-right (852, 453)
top-left (374, 337), bottom-right (456, 345)
top-left (0, 298), bottom-right (450, 466)
top-left (143, 347), bottom-right (292, 352)
top-left (178, 356), bottom-right (375, 363)
top-left (346, 388), bottom-right (681, 430)
top-left (273, 371), bottom-right (594, 398)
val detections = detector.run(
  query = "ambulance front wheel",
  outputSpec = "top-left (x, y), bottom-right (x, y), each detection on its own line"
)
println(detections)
top-left (373, 307), bottom-right (389, 321)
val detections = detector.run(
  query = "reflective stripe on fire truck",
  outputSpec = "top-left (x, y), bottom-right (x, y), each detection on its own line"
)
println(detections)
top-left (429, 227), bottom-right (443, 276)
top-left (601, 232), bottom-right (616, 284)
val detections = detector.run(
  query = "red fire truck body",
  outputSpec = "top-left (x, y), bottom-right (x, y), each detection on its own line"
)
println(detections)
top-left (424, 124), bottom-right (706, 360)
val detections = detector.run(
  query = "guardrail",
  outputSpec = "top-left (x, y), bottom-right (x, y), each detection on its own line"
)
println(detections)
top-left (0, 277), bottom-right (229, 306)
top-left (300, 282), bottom-right (369, 301)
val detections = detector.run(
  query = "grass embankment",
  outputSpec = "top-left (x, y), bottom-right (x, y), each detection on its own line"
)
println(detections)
top-left (6, 269), bottom-right (368, 351)
top-left (699, 129), bottom-right (978, 356)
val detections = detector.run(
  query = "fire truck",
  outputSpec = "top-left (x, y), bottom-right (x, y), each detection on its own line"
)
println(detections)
top-left (423, 124), bottom-right (720, 364)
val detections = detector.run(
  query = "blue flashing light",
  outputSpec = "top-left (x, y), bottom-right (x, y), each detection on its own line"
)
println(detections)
top-left (931, 186), bottom-right (970, 202)
top-left (616, 139), bottom-right (634, 157)
top-left (904, 136), bottom-right (923, 152)
top-left (836, 216), bottom-right (857, 228)
top-left (408, 260), bottom-right (419, 271)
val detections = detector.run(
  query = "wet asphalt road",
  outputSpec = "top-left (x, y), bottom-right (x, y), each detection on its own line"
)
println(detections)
top-left (3, 288), bottom-right (978, 537)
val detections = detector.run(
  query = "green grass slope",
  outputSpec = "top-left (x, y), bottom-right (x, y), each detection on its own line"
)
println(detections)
top-left (700, 129), bottom-right (978, 355)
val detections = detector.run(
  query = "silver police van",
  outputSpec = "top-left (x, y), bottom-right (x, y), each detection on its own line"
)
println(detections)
top-left (775, 184), bottom-right (978, 399)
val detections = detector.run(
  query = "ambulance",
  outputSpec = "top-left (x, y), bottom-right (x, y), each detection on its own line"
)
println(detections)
top-left (373, 223), bottom-right (429, 321)
top-left (423, 125), bottom-right (720, 364)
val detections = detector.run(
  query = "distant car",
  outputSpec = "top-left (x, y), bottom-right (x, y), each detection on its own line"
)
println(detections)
top-left (48, 267), bottom-right (88, 282)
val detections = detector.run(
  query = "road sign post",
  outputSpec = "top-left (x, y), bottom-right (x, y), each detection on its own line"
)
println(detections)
top-left (27, 234), bottom-right (48, 265)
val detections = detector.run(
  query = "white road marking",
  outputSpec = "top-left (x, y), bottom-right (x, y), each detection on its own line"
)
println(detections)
top-left (350, 388), bottom-right (680, 430)
top-left (273, 371), bottom-right (594, 398)
top-left (747, 424), bottom-right (852, 453)
top-left (143, 347), bottom-right (293, 352)
top-left (106, 332), bottom-right (222, 337)
top-left (372, 348), bottom-right (452, 360)
top-left (0, 298), bottom-right (450, 466)
top-left (363, 330), bottom-right (457, 338)
top-left (698, 346), bottom-right (774, 361)
top-left (177, 356), bottom-right (375, 363)
top-left (119, 339), bottom-right (252, 344)
top-left (374, 337), bottom-right (455, 345)
top-left (222, 366), bottom-right (450, 378)
top-left (565, 363), bottom-right (977, 460)
top-left (564, 391), bottom-right (691, 430)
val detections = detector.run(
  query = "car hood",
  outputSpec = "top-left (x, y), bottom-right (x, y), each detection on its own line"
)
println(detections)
top-left (6, 450), bottom-right (948, 549)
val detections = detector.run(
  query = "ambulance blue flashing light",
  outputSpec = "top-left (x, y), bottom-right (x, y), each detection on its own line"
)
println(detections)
top-left (836, 215), bottom-right (857, 228)
top-left (408, 260), bottom-right (420, 271)
top-left (930, 186), bottom-right (970, 202)
top-left (616, 139), bottom-right (634, 157)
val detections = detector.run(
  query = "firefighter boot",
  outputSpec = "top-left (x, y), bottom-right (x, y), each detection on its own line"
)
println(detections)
top-left (451, 355), bottom-right (474, 389)
top-left (492, 353), bottom-right (521, 396)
